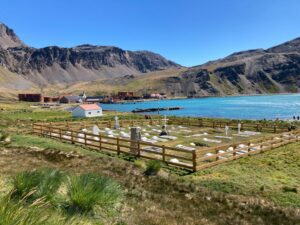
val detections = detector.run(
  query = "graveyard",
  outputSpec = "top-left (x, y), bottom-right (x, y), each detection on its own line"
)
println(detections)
top-left (33, 114), bottom-right (299, 171)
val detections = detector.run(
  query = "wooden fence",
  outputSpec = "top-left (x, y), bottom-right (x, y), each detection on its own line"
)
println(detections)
top-left (43, 117), bottom-right (291, 133)
top-left (45, 119), bottom-right (162, 130)
top-left (168, 118), bottom-right (290, 133)
top-left (195, 130), bottom-right (300, 170)
top-left (33, 123), bottom-right (196, 171)
top-left (33, 122), bottom-right (300, 172)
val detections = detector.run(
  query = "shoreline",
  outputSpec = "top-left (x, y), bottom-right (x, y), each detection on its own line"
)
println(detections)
top-left (102, 92), bottom-right (300, 104)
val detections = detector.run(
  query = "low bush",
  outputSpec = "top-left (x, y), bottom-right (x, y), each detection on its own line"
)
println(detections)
top-left (66, 173), bottom-right (123, 214)
top-left (282, 186), bottom-right (298, 193)
top-left (194, 142), bottom-right (208, 147)
top-left (144, 160), bottom-right (161, 176)
top-left (134, 159), bottom-right (146, 169)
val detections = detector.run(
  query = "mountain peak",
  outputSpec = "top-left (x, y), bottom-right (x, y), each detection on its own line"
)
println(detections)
top-left (0, 23), bottom-right (25, 49)
top-left (267, 37), bottom-right (300, 53)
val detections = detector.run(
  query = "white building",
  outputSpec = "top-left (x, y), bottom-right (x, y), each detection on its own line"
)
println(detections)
top-left (72, 104), bottom-right (103, 118)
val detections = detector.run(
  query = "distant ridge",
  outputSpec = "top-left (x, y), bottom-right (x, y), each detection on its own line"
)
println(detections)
top-left (162, 37), bottom-right (300, 97)
top-left (0, 23), bottom-right (180, 85)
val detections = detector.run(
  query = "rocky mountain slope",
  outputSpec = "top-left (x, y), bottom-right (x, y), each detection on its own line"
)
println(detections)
top-left (0, 23), bottom-right (180, 85)
top-left (1, 22), bottom-right (300, 97)
top-left (163, 38), bottom-right (300, 97)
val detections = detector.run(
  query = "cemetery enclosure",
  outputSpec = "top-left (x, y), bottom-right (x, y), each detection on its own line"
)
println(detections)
top-left (32, 119), bottom-right (300, 172)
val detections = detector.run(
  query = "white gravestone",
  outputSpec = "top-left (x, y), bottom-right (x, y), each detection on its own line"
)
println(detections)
top-left (92, 125), bottom-right (100, 135)
top-left (238, 123), bottom-right (241, 134)
top-left (160, 115), bottom-right (169, 136)
top-left (114, 116), bottom-right (120, 129)
top-left (225, 126), bottom-right (229, 136)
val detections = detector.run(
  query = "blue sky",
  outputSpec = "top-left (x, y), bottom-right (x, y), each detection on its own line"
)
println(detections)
top-left (1, 0), bottom-right (300, 66)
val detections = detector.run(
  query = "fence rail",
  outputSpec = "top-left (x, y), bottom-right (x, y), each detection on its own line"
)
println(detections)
top-left (33, 123), bottom-right (195, 170)
top-left (168, 118), bottom-right (290, 133)
top-left (38, 117), bottom-right (291, 133)
top-left (33, 122), bottom-right (300, 172)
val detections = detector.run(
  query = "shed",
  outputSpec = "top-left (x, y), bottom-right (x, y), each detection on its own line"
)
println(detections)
top-left (59, 96), bottom-right (83, 104)
top-left (72, 104), bottom-right (103, 118)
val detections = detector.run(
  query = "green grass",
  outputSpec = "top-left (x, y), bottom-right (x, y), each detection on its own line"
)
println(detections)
top-left (10, 134), bottom-right (87, 153)
top-left (66, 173), bottom-right (123, 215)
top-left (4, 169), bottom-right (124, 224)
top-left (1, 109), bottom-right (71, 121)
top-left (0, 195), bottom-right (86, 225)
top-left (0, 196), bottom-right (50, 225)
top-left (12, 169), bottom-right (64, 203)
top-left (191, 142), bottom-right (300, 207)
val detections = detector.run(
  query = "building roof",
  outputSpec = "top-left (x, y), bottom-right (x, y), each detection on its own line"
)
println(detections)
top-left (78, 104), bottom-right (101, 111)
top-left (62, 95), bottom-right (82, 101)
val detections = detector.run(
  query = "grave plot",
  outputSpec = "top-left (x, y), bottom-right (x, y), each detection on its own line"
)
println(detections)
top-left (33, 116), bottom-right (300, 171)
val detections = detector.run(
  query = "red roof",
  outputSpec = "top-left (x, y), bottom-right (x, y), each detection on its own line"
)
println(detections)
top-left (78, 104), bottom-right (101, 111)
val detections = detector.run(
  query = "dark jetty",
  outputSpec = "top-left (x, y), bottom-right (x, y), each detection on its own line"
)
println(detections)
top-left (132, 107), bottom-right (182, 113)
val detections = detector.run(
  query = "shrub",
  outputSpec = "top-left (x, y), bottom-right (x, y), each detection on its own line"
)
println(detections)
top-left (194, 142), bottom-right (208, 147)
top-left (134, 159), bottom-right (146, 169)
top-left (66, 173), bottom-right (123, 214)
top-left (282, 186), bottom-right (298, 193)
top-left (144, 160), bottom-right (161, 176)
top-left (12, 168), bottom-right (64, 202)
top-left (0, 133), bottom-right (11, 143)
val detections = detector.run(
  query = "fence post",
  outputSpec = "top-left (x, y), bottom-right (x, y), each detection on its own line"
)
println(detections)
top-left (192, 150), bottom-right (197, 172)
top-left (84, 133), bottom-right (87, 146)
top-left (99, 135), bottom-right (102, 150)
top-left (247, 142), bottom-right (251, 153)
top-left (117, 137), bottom-right (120, 155)
top-left (71, 131), bottom-right (74, 144)
top-left (49, 125), bottom-right (52, 138)
top-left (162, 145), bottom-right (166, 162)
top-left (233, 145), bottom-right (237, 158)
top-left (137, 141), bottom-right (141, 157)
top-left (274, 125), bottom-right (277, 133)
top-left (59, 128), bottom-right (62, 141)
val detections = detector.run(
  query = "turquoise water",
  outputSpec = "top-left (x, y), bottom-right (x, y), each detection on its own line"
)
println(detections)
top-left (101, 94), bottom-right (300, 120)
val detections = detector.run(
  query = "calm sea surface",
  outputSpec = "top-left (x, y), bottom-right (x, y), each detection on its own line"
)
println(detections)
top-left (101, 94), bottom-right (300, 120)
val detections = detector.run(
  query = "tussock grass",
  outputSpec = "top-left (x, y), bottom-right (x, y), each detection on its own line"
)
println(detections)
top-left (144, 160), bottom-right (161, 176)
top-left (66, 173), bottom-right (123, 215)
top-left (12, 168), bottom-right (64, 203)
top-left (0, 196), bottom-right (50, 225)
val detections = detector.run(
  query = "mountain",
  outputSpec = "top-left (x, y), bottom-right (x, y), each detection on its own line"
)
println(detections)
top-left (1, 22), bottom-right (300, 98)
top-left (0, 23), bottom-right (180, 85)
top-left (161, 38), bottom-right (300, 97)
top-left (0, 23), bottom-right (25, 49)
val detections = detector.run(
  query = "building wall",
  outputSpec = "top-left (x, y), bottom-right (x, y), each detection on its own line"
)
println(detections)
top-left (72, 107), bottom-right (103, 118)
top-left (18, 94), bottom-right (43, 102)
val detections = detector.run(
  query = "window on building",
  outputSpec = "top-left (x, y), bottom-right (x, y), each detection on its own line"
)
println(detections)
top-left (97, 111), bottom-right (100, 113)
top-left (88, 112), bottom-right (91, 114)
